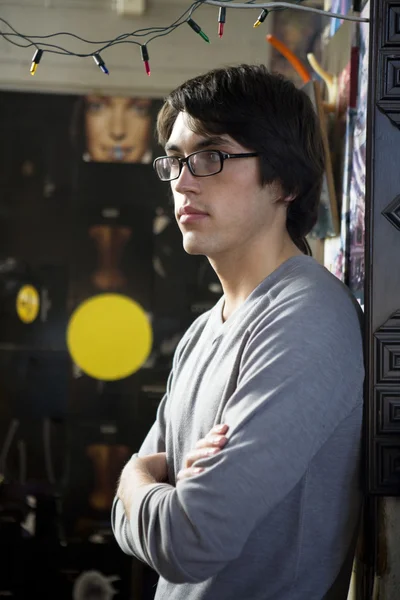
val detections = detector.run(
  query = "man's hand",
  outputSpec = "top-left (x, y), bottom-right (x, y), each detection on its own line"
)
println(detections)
top-left (117, 452), bottom-right (168, 519)
top-left (177, 424), bottom-right (229, 481)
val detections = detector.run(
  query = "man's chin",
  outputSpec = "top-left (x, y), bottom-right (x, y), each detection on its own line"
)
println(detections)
top-left (182, 238), bottom-right (205, 256)
top-left (183, 244), bottom-right (203, 256)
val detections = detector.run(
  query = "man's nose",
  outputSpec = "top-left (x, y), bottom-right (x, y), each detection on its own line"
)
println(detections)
top-left (174, 162), bottom-right (199, 193)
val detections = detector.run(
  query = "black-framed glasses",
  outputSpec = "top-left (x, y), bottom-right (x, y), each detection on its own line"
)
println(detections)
top-left (153, 149), bottom-right (259, 182)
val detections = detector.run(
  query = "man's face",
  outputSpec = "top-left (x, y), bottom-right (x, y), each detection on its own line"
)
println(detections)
top-left (167, 111), bottom-right (282, 260)
top-left (84, 95), bottom-right (152, 163)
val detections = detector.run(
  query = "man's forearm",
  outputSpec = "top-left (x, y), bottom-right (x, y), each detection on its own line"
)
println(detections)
top-left (118, 453), bottom-right (169, 520)
top-left (118, 455), bottom-right (157, 520)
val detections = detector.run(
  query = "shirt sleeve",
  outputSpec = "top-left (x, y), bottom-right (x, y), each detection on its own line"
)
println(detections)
top-left (138, 391), bottom-right (168, 456)
top-left (117, 304), bottom-right (364, 583)
top-left (111, 383), bottom-right (170, 559)
top-left (110, 315), bottom-right (204, 563)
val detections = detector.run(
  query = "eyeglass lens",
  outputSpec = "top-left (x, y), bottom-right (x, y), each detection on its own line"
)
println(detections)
top-left (157, 151), bottom-right (222, 181)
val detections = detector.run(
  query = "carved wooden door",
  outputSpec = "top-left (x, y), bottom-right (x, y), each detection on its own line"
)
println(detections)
top-left (366, 0), bottom-right (400, 499)
top-left (364, 0), bottom-right (400, 595)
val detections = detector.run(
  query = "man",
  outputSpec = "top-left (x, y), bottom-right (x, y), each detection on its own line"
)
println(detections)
top-left (112, 64), bottom-right (364, 600)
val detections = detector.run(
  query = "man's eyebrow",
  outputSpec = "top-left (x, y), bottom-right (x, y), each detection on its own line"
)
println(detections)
top-left (196, 136), bottom-right (231, 149)
top-left (165, 136), bottom-right (231, 153)
top-left (164, 142), bottom-right (181, 153)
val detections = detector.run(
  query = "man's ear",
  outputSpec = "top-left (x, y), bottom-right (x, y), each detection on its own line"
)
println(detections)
top-left (284, 193), bottom-right (296, 204)
top-left (273, 192), bottom-right (296, 206)
top-left (269, 181), bottom-right (296, 205)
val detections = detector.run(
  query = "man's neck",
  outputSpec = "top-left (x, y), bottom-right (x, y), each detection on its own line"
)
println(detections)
top-left (210, 238), bottom-right (303, 322)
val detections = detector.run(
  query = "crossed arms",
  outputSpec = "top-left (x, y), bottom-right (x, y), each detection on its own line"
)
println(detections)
top-left (111, 308), bottom-right (356, 584)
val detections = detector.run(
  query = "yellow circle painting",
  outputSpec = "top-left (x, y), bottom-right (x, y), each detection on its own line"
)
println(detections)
top-left (67, 293), bottom-right (152, 381)
top-left (16, 284), bottom-right (40, 324)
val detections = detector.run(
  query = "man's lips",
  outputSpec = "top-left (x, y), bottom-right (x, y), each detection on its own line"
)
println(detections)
top-left (178, 206), bottom-right (209, 224)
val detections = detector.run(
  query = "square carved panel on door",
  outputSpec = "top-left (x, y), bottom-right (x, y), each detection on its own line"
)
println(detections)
top-left (374, 311), bottom-right (400, 384)
top-left (375, 441), bottom-right (400, 493)
top-left (375, 339), bottom-right (400, 384)
top-left (375, 388), bottom-right (400, 434)
top-left (378, 54), bottom-right (400, 101)
top-left (377, 52), bottom-right (400, 127)
top-left (382, 0), bottom-right (400, 46)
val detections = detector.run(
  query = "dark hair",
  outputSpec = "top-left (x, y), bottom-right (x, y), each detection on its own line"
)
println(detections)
top-left (156, 64), bottom-right (325, 255)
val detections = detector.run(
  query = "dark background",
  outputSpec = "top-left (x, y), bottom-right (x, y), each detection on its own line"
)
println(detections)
top-left (0, 89), bottom-right (219, 598)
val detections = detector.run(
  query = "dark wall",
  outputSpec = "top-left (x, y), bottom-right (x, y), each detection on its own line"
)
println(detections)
top-left (0, 89), bottom-right (219, 598)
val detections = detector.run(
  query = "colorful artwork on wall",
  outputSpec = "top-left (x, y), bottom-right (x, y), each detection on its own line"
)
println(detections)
top-left (328, 0), bottom-right (354, 37)
top-left (323, 28), bottom-right (360, 283)
top-left (269, 8), bottom-right (324, 89)
top-left (347, 1), bottom-right (369, 309)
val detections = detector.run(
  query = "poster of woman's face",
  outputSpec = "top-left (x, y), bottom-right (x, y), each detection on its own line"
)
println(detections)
top-left (82, 95), bottom-right (153, 164)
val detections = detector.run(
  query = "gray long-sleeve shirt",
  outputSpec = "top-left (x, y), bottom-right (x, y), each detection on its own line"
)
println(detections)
top-left (112, 255), bottom-right (365, 600)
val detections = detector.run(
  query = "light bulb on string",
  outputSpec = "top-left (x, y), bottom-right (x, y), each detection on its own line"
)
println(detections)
top-left (93, 53), bottom-right (109, 74)
top-left (141, 45), bottom-right (151, 76)
top-left (218, 7), bottom-right (226, 38)
top-left (253, 9), bottom-right (269, 28)
top-left (187, 19), bottom-right (210, 43)
top-left (30, 49), bottom-right (43, 76)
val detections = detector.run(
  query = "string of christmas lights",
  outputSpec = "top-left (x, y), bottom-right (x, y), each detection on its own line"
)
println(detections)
top-left (0, 0), bottom-right (369, 77)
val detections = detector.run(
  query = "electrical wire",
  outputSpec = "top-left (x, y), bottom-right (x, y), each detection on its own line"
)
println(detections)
top-left (0, 0), bottom-right (369, 72)
top-left (0, 0), bottom-right (205, 57)
top-left (203, 0), bottom-right (369, 21)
